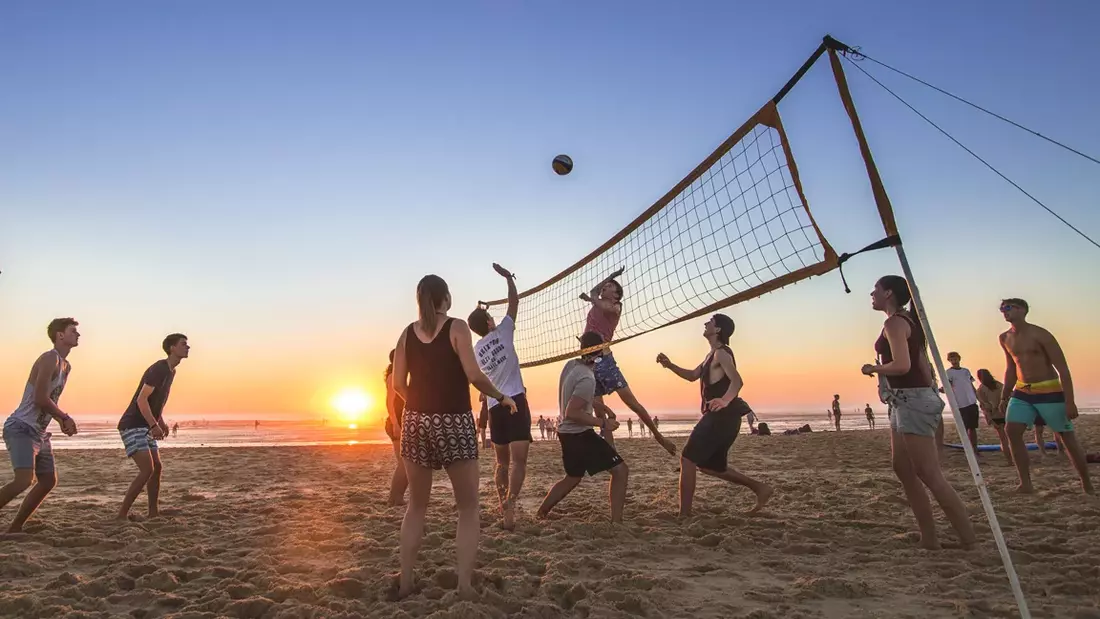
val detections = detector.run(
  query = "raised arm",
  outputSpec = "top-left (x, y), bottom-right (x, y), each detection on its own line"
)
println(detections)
top-left (705, 348), bottom-right (743, 411)
top-left (493, 263), bottom-right (519, 323)
top-left (1040, 329), bottom-right (1076, 418)
top-left (998, 333), bottom-right (1017, 414)
top-left (580, 267), bottom-right (625, 314)
top-left (450, 319), bottom-right (516, 412)
top-left (656, 353), bottom-right (703, 382)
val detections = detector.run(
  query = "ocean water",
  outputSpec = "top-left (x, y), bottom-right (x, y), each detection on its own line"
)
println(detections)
top-left (6, 411), bottom-right (1094, 451)
top-left (0, 413), bottom-right (877, 450)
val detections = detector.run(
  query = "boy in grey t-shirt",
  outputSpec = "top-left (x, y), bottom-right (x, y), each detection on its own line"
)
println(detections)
top-left (537, 333), bottom-right (628, 522)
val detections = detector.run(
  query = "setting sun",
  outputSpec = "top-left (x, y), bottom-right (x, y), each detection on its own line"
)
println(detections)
top-left (331, 387), bottom-right (372, 425)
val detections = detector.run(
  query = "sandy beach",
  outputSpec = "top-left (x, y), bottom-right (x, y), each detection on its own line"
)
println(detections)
top-left (1, 420), bottom-right (1098, 619)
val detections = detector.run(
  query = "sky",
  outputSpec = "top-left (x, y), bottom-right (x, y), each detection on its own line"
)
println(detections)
top-left (2, 1), bottom-right (1099, 425)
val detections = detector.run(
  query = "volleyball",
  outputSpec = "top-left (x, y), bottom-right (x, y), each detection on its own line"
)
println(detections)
top-left (552, 154), bottom-right (573, 175)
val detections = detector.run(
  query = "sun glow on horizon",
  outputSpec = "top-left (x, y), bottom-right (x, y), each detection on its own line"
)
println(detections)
top-left (330, 387), bottom-right (372, 425)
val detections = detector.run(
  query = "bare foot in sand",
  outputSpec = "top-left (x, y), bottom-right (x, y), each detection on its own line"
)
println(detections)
top-left (457, 585), bottom-right (477, 601)
top-left (116, 513), bottom-right (145, 522)
top-left (918, 536), bottom-right (941, 550)
top-left (749, 485), bottom-right (774, 513)
top-left (1015, 483), bottom-right (1034, 494)
top-left (501, 499), bottom-right (516, 531)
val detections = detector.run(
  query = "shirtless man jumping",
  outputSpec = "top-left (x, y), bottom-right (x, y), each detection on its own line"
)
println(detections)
top-left (998, 298), bottom-right (1093, 494)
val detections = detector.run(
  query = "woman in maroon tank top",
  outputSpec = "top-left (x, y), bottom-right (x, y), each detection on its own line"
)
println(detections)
top-left (391, 275), bottom-right (517, 598)
top-left (861, 275), bottom-right (976, 550)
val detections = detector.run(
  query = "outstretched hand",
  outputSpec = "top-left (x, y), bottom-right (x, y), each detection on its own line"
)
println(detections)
top-left (493, 263), bottom-right (513, 279)
top-left (59, 416), bottom-right (78, 436)
top-left (705, 398), bottom-right (729, 413)
top-left (500, 395), bottom-right (518, 415)
top-left (579, 293), bottom-right (592, 303)
top-left (656, 353), bottom-right (670, 368)
top-left (610, 266), bottom-right (625, 279)
top-left (860, 364), bottom-right (876, 377)
top-left (656, 435), bottom-right (677, 456)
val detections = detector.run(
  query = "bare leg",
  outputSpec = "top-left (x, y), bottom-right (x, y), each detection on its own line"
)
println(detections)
top-left (0, 470), bottom-right (34, 513)
top-left (398, 459), bottom-right (433, 598)
top-left (608, 462), bottom-right (629, 523)
top-left (701, 466), bottom-right (773, 513)
top-left (890, 429), bottom-right (940, 549)
top-left (1035, 426), bottom-right (1047, 456)
top-left (537, 476), bottom-right (581, 518)
top-left (1006, 422), bottom-right (1033, 493)
top-left (147, 449), bottom-right (163, 518)
top-left (7, 471), bottom-right (55, 533)
top-left (1055, 432), bottom-right (1095, 494)
top-left (678, 457), bottom-right (697, 518)
top-left (503, 441), bottom-right (530, 530)
top-left (493, 443), bottom-right (512, 530)
top-left (967, 428), bottom-right (979, 452)
top-left (444, 458), bottom-right (480, 596)
top-left (593, 397), bottom-right (615, 447)
top-left (993, 424), bottom-right (1013, 465)
top-left (903, 432), bottom-right (976, 547)
top-left (387, 441), bottom-right (408, 506)
top-left (117, 450), bottom-right (154, 520)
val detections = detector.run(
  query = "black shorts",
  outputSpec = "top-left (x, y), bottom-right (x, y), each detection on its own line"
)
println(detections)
top-left (490, 392), bottom-right (532, 446)
top-left (683, 399), bottom-right (748, 473)
top-left (558, 429), bottom-right (623, 478)
top-left (959, 403), bottom-right (980, 430)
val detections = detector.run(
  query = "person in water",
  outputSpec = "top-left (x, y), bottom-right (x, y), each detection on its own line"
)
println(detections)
top-left (657, 314), bottom-right (772, 517)
top-left (998, 298), bottom-right (1092, 494)
top-left (862, 276), bottom-right (976, 550)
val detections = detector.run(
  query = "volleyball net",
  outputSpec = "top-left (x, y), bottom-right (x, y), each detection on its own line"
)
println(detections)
top-left (482, 102), bottom-right (837, 367)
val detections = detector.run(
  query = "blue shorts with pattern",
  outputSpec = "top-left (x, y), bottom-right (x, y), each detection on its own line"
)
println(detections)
top-left (592, 352), bottom-right (628, 397)
top-left (120, 427), bottom-right (159, 457)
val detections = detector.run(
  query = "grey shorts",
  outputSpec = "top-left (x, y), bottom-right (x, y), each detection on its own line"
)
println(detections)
top-left (3, 418), bottom-right (55, 477)
top-left (885, 387), bottom-right (944, 437)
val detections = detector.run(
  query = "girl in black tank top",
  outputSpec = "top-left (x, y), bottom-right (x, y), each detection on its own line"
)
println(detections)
top-left (404, 318), bottom-right (470, 414)
top-left (390, 274), bottom-right (517, 599)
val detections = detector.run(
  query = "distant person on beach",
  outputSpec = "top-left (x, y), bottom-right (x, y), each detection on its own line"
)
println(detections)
top-left (117, 333), bottom-right (189, 521)
top-left (254, 420), bottom-right (259, 431)
top-left (581, 268), bottom-right (675, 455)
top-left (383, 349), bottom-right (408, 507)
top-left (657, 314), bottom-right (772, 517)
top-left (975, 369), bottom-right (1011, 464)
top-left (997, 298), bottom-right (1092, 494)
top-left (172, 422), bottom-right (179, 437)
top-left (537, 416), bottom-right (546, 440)
top-left (627, 418), bottom-right (633, 437)
top-left (537, 332), bottom-right (626, 522)
top-left (826, 409), bottom-right (832, 425)
top-left (468, 264), bottom-right (533, 530)
top-left (1, 318), bottom-right (80, 534)
top-left (945, 352), bottom-right (981, 452)
top-left (831, 395), bottom-right (842, 431)
top-left (863, 276), bottom-right (976, 549)
top-left (744, 409), bottom-right (757, 433)
top-left (865, 404), bottom-right (875, 430)
top-left (391, 275), bottom-right (517, 598)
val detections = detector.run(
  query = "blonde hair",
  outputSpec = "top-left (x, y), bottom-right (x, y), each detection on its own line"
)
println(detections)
top-left (416, 275), bottom-right (449, 335)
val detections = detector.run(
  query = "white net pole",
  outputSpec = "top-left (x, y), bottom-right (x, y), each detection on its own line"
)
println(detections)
top-left (893, 243), bottom-right (1030, 618)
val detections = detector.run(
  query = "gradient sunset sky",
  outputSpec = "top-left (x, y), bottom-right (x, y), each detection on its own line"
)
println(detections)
top-left (2, 2), bottom-right (1099, 424)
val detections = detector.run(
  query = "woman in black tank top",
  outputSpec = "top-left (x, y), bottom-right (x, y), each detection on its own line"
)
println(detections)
top-left (862, 276), bottom-right (976, 550)
top-left (390, 274), bottom-right (516, 599)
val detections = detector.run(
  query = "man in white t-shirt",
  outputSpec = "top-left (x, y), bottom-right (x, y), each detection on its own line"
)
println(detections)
top-left (468, 263), bottom-right (531, 530)
top-left (945, 352), bottom-right (981, 451)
